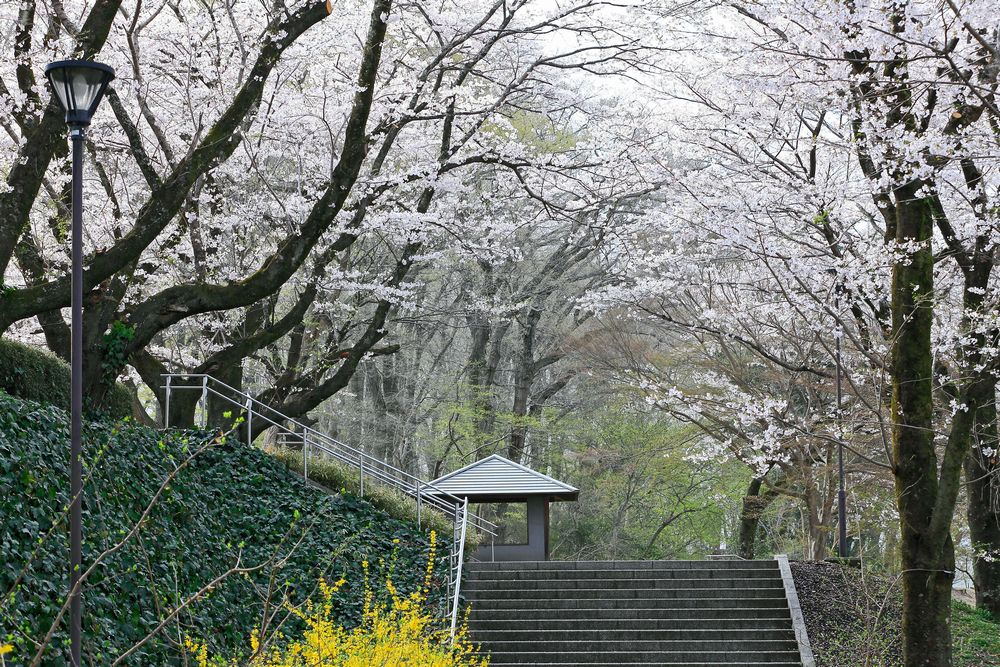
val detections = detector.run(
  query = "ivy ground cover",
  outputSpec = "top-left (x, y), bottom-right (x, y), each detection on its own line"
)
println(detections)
top-left (0, 392), bottom-right (443, 665)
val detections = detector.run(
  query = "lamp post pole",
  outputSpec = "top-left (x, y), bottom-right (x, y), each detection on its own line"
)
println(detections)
top-left (835, 285), bottom-right (847, 558)
top-left (69, 122), bottom-right (85, 667)
top-left (44, 59), bottom-right (115, 667)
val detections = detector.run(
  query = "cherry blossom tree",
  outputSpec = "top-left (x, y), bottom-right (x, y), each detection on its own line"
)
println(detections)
top-left (0, 0), bottom-right (672, 426)
top-left (585, 0), bottom-right (1000, 663)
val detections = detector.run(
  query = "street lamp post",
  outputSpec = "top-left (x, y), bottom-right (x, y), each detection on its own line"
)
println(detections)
top-left (44, 59), bottom-right (115, 667)
top-left (834, 281), bottom-right (847, 558)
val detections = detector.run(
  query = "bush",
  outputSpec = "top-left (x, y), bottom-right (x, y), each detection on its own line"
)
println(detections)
top-left (0, 393), bottom-right (446, 665)
top-left (190, 531), bottom-right (488, 667)
top-left (0, 337), bottom-right (131, 418)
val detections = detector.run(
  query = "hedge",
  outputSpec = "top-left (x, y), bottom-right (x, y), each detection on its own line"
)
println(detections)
top-left (0, 337), bottom-right (132, 418)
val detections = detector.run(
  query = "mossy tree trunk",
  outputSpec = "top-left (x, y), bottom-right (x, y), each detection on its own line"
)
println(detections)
top-left (966, 387), bottom-right (1000, 617)
top-left (737, 476), bottom-right (779, 560)
top-left (891, 183), bottom-right (957, 667)
top-left (847, 26), bottom-right (999, 657)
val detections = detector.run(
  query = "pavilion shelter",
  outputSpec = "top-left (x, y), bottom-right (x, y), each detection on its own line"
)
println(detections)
top-left (427, 454), bottom-right (579, 561)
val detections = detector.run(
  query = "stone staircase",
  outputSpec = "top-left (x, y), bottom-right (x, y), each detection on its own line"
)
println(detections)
top-left (465, 559), bottom-right (804, 666)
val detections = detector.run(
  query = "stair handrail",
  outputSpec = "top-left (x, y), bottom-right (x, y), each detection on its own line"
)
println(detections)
top-left (160, 373), bottom-right (496, 534)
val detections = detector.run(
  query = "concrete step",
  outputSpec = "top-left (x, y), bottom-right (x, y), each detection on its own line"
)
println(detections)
top-left (469, 560), bottom-right (778, 572)
top-left (465, 559), bottom-right (803, 667)
top-left (470, 596), bottom-right (791, 610)
top-left (471, 628), bottom-right (796, 642)
top-left (468, 587), bottom-right (787, 600)
top-left (469, 567), bottom-right (782, 581)
top-left (484, 649), bottom-right (801, 664)
top-left (470, 617), bottom-right (795, 630)
top-left (466, 577), bottom-right (784, 590)
top-left (485, 664), bottom-right (802, 667)
top-left (478, 639), bottom-right (799, 652)
top-left (469, 606), bottom-right (792, 621)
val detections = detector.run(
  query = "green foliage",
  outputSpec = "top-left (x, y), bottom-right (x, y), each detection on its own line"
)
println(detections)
top-left (0, 393), bottom-right (445, 665)
top-left (952, 601), bottom-right (1000, 666)
top-left (811, 209), bottom-right (831, 227)
top-left (821, 614), bottom-right (899, 667)
top-left (0, 337), bottom-right (131, 419)
top-left (817, 598), bottom-right (1000, 667)
top-left (101, 321), bottom-right (136, 387)
top-left (480, 109), bottom-right (579, 154)
top-left (549, 407), bottom-right (745, 560)
top-left (433, 385), bottom-right (507, 453)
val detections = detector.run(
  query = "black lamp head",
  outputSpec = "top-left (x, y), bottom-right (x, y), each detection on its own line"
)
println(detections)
top-left (44, 60), bottom-right (116, 127)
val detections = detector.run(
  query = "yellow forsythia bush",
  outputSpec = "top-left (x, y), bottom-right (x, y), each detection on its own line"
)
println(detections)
top-left (188, 531), bottom-right (488, 667)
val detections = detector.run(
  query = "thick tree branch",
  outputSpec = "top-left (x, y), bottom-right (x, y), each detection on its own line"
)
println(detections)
top-left (119, 0), bottom-right (392, 354)
top-left (0, 0), bottom-right (124, 275)
top-left (0, 0), bottom-right (334, 329)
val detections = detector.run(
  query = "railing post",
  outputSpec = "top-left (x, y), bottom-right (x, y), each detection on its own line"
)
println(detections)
top-left (359, 452), bottom-right (365, 498)
top-left (245, 397), bottom-right (253, 445)
top-left (200, 375), bottom-right (208, 428)
top-left (448, 500), bottom-right (459, 614)
top-left (450, 498), bottom-right (469, 643)
top-left (163, 375), bottom-right (171, 429)
top-left (303, 431), bottom-right (309, 482)
top-left (416, 480), bottom-right (422, 529)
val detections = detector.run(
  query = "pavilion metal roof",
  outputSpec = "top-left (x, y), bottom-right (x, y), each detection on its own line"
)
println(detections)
top-left (426, 454), bottom-right (579, 501)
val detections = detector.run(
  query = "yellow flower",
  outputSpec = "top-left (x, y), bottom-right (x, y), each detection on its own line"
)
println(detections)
top-left (185, 539), bottom-right (488, 667)
top-left (0, 644), bottom-right (12, 655)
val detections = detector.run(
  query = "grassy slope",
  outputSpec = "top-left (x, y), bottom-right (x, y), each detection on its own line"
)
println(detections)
top-left (791, 561), bottom-right (1000, 667)
top-left (952, 601), bottom-right (1000, 666)
top-left (0, 392), bottom-right (444, 665)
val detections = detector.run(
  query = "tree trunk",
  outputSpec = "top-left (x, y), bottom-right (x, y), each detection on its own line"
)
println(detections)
top-left (465, 312), bottom-right (496, 438)
top-left (901, 540), bottom-right (958, 664)
top-left (465, 310), bottom-right (509, 442)
top-left (890, 182), bottom-right (952, 667)
top-left (207, 364), bottom-right (244, 434)
top-left (966, 385), bottom-right (1000, 617)
top-left (805, 485), bottom-right (831, 562)
top-left (737, 477), bottom-right (778, 560)
top-left (509, 305), bottom-right (542, 460)
top-left (164, 377), bottom-right (201, 429)
top-left (509, 356), bottom-right (533, 461)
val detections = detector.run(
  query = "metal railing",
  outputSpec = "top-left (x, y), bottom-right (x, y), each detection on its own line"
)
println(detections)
top-left (705, 553), bottom-right (748, 560)
top-left (160, 373), bottom-right (493, 641)
top-left (449, 499), bottom-right (469, 640)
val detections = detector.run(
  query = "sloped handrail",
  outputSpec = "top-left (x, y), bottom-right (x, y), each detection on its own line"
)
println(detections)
top-left (160, 373), bottom-right (496, 534)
